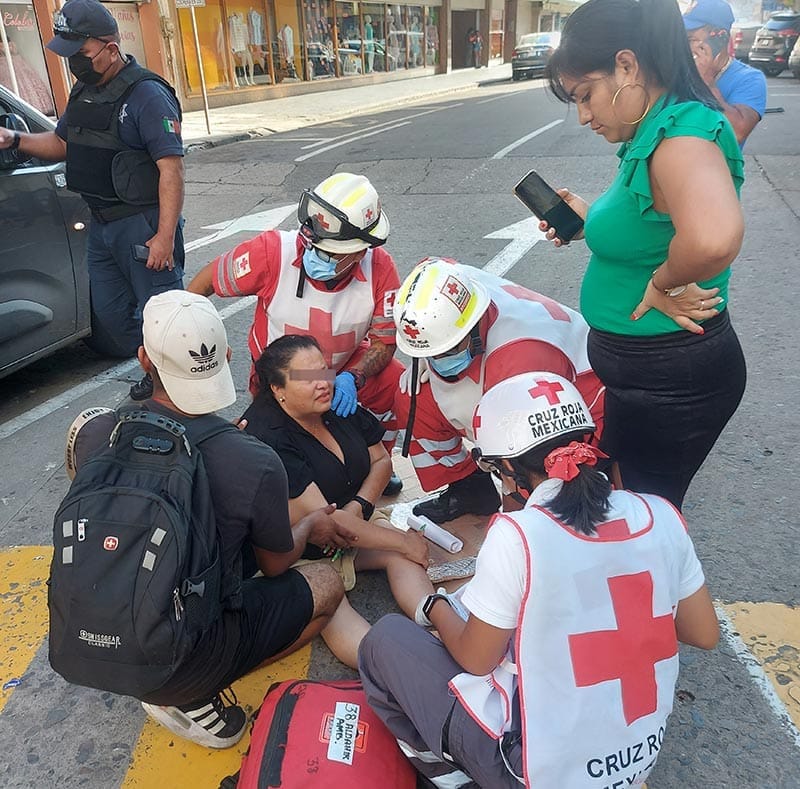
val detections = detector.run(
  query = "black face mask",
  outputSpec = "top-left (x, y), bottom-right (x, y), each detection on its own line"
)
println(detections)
top-left (68, 45), bottom-right (112, 85)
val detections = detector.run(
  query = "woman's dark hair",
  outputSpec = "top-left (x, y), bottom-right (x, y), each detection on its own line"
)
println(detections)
top-left (255, 334), bottom-right (322, 400)
top-left (508, 431), bottom-right (612, 536)
top-left (546, 0), bottom-right (718, 109)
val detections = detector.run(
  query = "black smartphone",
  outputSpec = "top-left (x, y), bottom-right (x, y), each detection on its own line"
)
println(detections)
top-left (132, 244), bottom-right (150, 263)
top-left (513, 170), bottom-right (584, 244)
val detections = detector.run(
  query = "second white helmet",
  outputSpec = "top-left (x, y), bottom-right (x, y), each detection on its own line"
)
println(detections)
top-left (394, 257), bottom-right (491, 357)
top-left (472, 372), bottom-right (595, 461)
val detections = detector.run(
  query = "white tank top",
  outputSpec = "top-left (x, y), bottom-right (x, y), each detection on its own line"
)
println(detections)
top-left (451, 491), bottom-right (687, 788)
top-left (265, 235), bottom-right (377, 370)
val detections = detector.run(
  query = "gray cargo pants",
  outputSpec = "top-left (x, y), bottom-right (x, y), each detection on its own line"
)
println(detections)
top-left (358, 614), bottom-right (523, 788)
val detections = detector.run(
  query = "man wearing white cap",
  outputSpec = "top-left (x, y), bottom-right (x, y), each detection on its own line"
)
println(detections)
top-left (62, 290), bottom-right (350, 748)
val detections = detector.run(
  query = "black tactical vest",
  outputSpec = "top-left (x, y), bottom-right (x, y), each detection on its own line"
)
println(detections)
top-left (65, 60), bottom-right (181, 214)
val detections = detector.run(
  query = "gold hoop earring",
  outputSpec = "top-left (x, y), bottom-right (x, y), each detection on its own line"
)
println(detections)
top-left (611, 83), bottom-right (651, 125)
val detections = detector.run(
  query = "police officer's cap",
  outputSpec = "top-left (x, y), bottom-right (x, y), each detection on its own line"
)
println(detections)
top-left (47, 0), bottom-right (119, 58)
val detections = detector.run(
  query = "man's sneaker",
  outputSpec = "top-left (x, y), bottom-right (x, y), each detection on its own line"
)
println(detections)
top-left (412, 470), bottom-right (500, 524)
top-left (129, 373), bottom-right (153, 401)
top-left (141, 689), bottom-right (247, 749)
top-left (382, 472), bottom-right (403, 497)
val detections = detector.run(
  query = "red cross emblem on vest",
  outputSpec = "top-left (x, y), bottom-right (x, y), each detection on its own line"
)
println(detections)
top-left (529, 379), bottom-right (563, 405)
top-left (568, 571), bottom-right (678, 725)
top-left (501, 284), bottom-right (571, 322)
top-left (284, 308), bottom-right (355, 368)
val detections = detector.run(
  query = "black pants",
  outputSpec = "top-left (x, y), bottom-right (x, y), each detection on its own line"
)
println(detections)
top-left (588, 311), bottom-right (746, 509)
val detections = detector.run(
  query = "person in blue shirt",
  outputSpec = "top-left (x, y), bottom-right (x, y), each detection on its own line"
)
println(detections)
top-left (684, 0), bottom-right (767, 147)
top-left (0, 0), bottom-right (185, 400)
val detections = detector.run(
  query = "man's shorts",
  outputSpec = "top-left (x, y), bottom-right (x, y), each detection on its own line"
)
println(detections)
top-left (142, 570), bottom-right (314, 706)
top-left (216, 571), bottom-right (315, 687)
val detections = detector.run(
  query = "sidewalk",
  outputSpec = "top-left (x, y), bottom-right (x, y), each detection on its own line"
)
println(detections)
top-left (182, 61), bottom-right (512, 149)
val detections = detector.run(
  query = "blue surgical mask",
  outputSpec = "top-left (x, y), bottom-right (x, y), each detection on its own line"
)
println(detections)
top-left (429, 347), bottom-right (473, 377)
top-left (302, 247), bottom-right (338, 281)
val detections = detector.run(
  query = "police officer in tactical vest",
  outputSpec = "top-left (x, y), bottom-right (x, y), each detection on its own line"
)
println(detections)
top-left (0, 0), bottom-right (185, 399)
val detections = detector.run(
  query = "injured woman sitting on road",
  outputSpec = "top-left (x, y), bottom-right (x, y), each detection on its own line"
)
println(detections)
top-left (241, 334), bottom-right (431, 668)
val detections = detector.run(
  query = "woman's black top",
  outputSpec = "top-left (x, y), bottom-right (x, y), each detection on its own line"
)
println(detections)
top-left (242, 396), bottom-right (384, 509)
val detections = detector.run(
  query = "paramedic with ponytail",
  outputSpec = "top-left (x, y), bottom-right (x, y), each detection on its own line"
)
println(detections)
top-left (359, 372), bottom-right (719, 788)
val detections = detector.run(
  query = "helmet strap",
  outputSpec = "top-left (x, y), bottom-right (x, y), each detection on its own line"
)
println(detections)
top-left (467, 322), bottom-right (484, 357)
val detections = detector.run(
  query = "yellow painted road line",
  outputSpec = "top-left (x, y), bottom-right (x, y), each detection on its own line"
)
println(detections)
top-left (720, 602), bottom-right (800, 730)
top-left (0, 546), bottom-right (52, 715)
top-left (717, 602), bottom-right (800, 748)
top-left (121, 646), bottom-right (311, 788)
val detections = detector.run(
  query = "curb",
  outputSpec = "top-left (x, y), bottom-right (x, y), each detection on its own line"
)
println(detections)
top-left (182, 81), bottom-right (484, 154)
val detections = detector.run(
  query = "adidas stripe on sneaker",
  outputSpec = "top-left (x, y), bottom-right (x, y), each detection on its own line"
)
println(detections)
top-left (141, 689), bottom-right (247, 749)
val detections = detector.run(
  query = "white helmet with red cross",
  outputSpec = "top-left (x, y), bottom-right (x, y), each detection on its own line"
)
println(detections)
top-left (297, 172), bottom-right (390, 254)
top-left (393, 257), bottom-right (491, 357)
top-left (472, 372), bottom-right (595, 460)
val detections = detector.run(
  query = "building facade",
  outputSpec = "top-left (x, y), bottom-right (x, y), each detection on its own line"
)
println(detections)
top-left (1, 0), bottom-right (579, 118)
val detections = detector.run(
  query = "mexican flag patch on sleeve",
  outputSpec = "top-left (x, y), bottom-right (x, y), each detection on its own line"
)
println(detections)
top-left (162, 117), bottom-right (181, 134)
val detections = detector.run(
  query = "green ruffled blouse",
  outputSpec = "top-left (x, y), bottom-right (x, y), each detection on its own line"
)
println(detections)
top-left (580, 95), bottom-right (745, 336)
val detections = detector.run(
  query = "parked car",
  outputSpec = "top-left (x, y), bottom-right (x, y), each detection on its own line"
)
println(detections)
top-left (748, 11), bottom-right (800, 76)
top-left (511, 32), bottom-right (561, 81)
top-left (789, 34), bottom-right (800, 79)
top-left (731, 20), bottom-right (762, 62)
top-left (0, 84), bottom-right (90, 380)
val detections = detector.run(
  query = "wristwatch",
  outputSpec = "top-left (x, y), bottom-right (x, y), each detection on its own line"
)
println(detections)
top-left (352, 494), bottom-right (374, 521)
top-left (9, 131), bottom-right (21, 150)
top-left (422, 593), bottom-right (451, 620)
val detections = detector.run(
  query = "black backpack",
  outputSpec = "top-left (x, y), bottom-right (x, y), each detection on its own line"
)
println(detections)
top-left (48, 409), bottom-right (235, 698)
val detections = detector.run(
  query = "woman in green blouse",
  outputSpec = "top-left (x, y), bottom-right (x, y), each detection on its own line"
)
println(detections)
top-left (541, 0), bottom-right (746, 509)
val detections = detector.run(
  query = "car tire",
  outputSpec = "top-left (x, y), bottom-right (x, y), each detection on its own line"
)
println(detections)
top-left (792, 69), bottom-right (800, 80)
top-left (512, 71), bottom-right (521, 81)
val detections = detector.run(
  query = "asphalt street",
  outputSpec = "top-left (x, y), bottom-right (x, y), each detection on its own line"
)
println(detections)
top-left (0, 73), bottom-right (798, 788)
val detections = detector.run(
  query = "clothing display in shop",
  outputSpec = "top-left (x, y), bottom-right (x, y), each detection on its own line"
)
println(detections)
top-left (248, 8), bottom-right (265, 46)
top-left (228, 13), bottom-right (255, 85)
top-left (364, 15), bottom-right (374, 73)
top-left (0, 42), bottom-right (55, 115)
top-left (410, 17), bottom-right (422, 66)
top-left (217, 21), bottom-right (239, 88)
top-left (278, 24), bottom-right (298, 79)
top-left (387, 12), bottom-right (400, 69)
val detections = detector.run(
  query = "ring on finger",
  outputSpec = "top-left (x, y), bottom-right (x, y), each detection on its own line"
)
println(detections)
top-left (700, 300), bottom-right (705, 309)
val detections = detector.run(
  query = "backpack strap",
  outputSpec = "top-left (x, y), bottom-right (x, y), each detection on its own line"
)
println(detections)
top-left (182, 414), bottom-right (240, 447)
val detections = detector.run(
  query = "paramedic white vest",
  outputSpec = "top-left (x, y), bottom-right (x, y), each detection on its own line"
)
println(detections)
top-left (265, 231), bottom-right (377, 370)
top-left (451, 488), bottom-right (686, 788)
top-left (430, 269), bottom-right (592, 439)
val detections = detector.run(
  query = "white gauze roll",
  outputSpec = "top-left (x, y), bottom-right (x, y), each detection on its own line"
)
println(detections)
top-left (407, 514), bottom-right (463, 553)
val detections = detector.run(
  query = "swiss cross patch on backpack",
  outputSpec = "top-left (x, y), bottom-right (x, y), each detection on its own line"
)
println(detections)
top-left (230, 680), bottom-right (416, 788)
top-left (48, 409), bottom-right (234, 698)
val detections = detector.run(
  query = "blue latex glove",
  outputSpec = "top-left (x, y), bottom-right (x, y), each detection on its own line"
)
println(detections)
top-left (331, 371), bottom-right (358, 417)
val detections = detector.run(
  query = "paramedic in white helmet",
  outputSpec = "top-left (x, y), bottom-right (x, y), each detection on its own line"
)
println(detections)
top-left (360, 372), bottom-right (719, 789)
top-left (393, 257), bottom-right (605, 524)
top-left (189, 173), bottom-right (404, 494)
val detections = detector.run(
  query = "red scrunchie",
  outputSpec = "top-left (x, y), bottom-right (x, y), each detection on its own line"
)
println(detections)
top-left (543, 442), bottom-right (609, 482)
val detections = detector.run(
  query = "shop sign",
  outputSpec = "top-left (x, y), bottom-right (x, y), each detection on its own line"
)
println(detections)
top-left (175, 0), bottom-right (206, 7)
top-left (106, 3), bottom-right (147, 65)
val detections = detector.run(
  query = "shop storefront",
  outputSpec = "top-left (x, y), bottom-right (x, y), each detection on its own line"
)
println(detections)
top-left (1, 0), bottom-right (56, 115)
top-left (173, 0), bottom-right (443, 106)
top-left (0, 0), bottom-right (166, 117)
